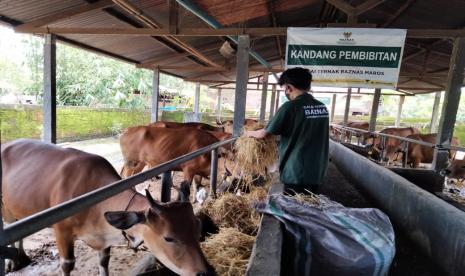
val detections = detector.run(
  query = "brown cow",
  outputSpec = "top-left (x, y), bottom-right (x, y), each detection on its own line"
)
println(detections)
top-left (366, 127), bottom-right (420, 163)
top-left (331, 121), bottom-right (369, 143)
top-left (149, 121), bottom-right (224, 132)
top-left (397, 134), bottom-right (459, 168)
top-left (120, 126), bottom-right (233, 201)
top-left (441, 159), bottom-right (465, 183)
top-left (1, 139), bottom-right (214, 276)
top-left (215, 119), bottom-right (258, 134)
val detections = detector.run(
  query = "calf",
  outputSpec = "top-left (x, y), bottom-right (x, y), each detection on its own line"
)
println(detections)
top-left (1, 139), bottom-right (214, 276)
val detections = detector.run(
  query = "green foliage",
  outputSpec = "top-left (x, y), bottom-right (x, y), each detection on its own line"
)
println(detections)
top-left (1, 105), bottom-right (150, 143)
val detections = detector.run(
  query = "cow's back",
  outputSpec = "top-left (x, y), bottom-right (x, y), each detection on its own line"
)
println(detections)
top-left (120, 126), bottom-right (219, 168)
top-left (2, 139), bottom-right (120, 220)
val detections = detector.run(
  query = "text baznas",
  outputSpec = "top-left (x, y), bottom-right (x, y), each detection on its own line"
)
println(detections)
top-left (287, 45), bottom-right (402, 68)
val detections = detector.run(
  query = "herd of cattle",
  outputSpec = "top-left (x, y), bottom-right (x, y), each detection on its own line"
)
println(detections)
top-left (330, 121), bottom-right (464, 181)
top-left (1, 119), bottom-right (257, 276)
top-left (1, 118), bottom-right (464, 276)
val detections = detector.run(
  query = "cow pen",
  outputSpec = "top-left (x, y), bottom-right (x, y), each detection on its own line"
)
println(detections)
top-left (2, 0), bottom-right (465, 275)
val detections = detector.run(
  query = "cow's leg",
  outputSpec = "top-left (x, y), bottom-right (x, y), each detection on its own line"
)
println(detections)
top-left (192, 175), bottom-right (204, 203)
top-left (5, 239), bottom-right (32, 272)
top-left (98, 247), bottom-right (111, 276)
top-left (55, 228), bottom-right (75, 276)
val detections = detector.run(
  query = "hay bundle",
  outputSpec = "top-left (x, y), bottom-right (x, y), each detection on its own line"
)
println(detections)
top-left (245, 187), bottom-right (268, 202)
top-left (201, 227), bottom-right (255, 276)
top-left (202, 193), bottom-right (260, 235)
top-left (288, 190), bottom-right (322, 206)
top-left (235, 123), bottom-right (278, 185)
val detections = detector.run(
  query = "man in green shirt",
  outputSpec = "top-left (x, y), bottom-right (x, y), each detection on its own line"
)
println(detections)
top-left (245, 67), bottom-right (329, 194)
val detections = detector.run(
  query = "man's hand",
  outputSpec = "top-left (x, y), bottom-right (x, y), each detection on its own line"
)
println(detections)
top-left (244, 128), bottom-right (268, 139)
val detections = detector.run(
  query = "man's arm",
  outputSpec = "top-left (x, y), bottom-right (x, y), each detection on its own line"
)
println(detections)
top-left (244, 128), bottom-right (269, 139)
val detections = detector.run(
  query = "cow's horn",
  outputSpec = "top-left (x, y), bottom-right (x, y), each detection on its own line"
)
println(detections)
top-left (145, 189), bottom-right (162, 213)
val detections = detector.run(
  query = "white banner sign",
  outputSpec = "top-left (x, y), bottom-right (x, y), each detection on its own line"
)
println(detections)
top-left (286, 28), bottom-right (407, 89)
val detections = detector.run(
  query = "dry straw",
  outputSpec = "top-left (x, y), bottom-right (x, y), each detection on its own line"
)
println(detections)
top-left (201, 227), bottom-right (256, 276)
top-left (235, 123), bottom-right (278, 186)
top-left (287, 190), bottom-right (322, 206)
top-left (202, 193), bottom-right (261, 235)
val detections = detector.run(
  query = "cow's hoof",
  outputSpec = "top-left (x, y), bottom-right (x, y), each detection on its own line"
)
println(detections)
top-left (6, 253), bottom-right (32, 272)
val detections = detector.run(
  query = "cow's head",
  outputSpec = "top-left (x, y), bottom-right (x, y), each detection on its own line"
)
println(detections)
top-left (215, 120), bottom-right (233, 134)
top-left (440, 159), bottom-right (465, 183)
top-left (104, 190), bottom-right (215, 276)
top-left (120, 160), bottom-right (145, 178)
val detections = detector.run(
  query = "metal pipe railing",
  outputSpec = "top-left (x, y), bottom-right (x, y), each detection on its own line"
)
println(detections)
top-left (0, 137), bottom-right (236, 247)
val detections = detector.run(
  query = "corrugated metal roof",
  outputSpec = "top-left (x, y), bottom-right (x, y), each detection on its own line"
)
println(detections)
top-left (1, 0), bottom-right (465, 92)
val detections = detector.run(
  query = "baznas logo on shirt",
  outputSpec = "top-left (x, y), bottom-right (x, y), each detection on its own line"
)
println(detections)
top-left (303, 105), bottom-right (329, 118)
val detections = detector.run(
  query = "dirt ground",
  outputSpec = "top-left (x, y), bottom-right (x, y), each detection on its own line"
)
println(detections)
top-left (4, 137), bottom-right (449, 275)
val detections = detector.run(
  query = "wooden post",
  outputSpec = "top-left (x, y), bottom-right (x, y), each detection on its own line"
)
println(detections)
top-left (433, 38), bottom-right (465, 171)
top-left (0, 134), bottom-right (4, 274)
top-left (430, 91), bottom-right (442, 133)
top-left (259, 72), bottom-right (268, 122)
top-left (43, 34), bottom-right (57, 144)
top-left (369, 88), bottom-right (381, 132)
top-left (216, 88), bottom-right (222, 121)
top-left (269, 85), bottom-right (276, 119)
top-left (395, 95), bottom-right (405, 127)
top-left (194, 82), bottom-right (200, 117)
top-left (151, 68), bottom-right (160, 122)
top-left (330, 93), bottom-right (337, 122)
top-left (343, 88), bottom-right (352, 126)
top-left (233, 35), bottom-right (250, 136)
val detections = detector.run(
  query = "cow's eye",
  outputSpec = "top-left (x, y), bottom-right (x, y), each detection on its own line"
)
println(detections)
top-left (164, 237), bottom-right (176, 243)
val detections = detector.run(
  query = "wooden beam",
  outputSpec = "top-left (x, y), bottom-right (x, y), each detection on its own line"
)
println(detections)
top-left (268, 0), bottom-right (284, 68)
top-left (168, 0), bottom-right (179, 35)
top-left (343, 88), bottom-right (352, 126)
top-left (17, 27), bottom-right (465, 38)
top-left (326, 0), bottom-right (356, 15)
top-left (259, 72), bottom-right (269, 122)
top-left (138, 42), bottom-right (223, 67)
top-left (112, 0), bottom-right (221, 68)
top-left (403, 40), bottom-right (447, 62)
top-left (138, 64), bottom-right (284, 72)
top-left (381, 0), bottom-right (415, 27)
top-left (355, 0), bottom-right (386, 15)
top-left (15, 0), bottom-right (113, 30)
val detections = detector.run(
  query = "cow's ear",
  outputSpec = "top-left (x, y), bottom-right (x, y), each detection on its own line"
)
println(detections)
top-left (104, 211), bottom-right (146, 230)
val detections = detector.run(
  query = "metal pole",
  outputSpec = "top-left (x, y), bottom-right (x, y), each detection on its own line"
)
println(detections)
top-left (216, 88), bottom-right (222, 121)
top-left (330, 93), bottom-right (337, 122)
top-left (0, 129), bottom-right (4, 275)
top-left (433, 38), bottom-right (465, 171)
top-left (194, 82), bottom-right (200, 118)
top-left (259, 72), bottom-right (268, 123)
top-left (430, 91), bottom-right (442, 133)
top-left (275, 90), bottom-right (280, 112)
top-left (269, 85), bottom-right (276, 119)
top-left (43, 34), bottom-right (56, 144)
top-left (395, 95), bottom-right (405, 127)
top-left (343, 88), bottom-right (352, 126)
top-left (161, 171), bottom-right (172, 203)
top-left (369, 88), bottom-right (381, 132)
top-left (210, 149), bottom-right (218, 199)
top-left (233, 35), bottom-right (250, 136)
top-left (151, 68), bottom-right (160, 122)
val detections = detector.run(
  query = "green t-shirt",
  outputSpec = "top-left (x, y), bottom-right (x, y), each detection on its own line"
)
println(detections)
top-left (266, 93), bottom-right (329, 186)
